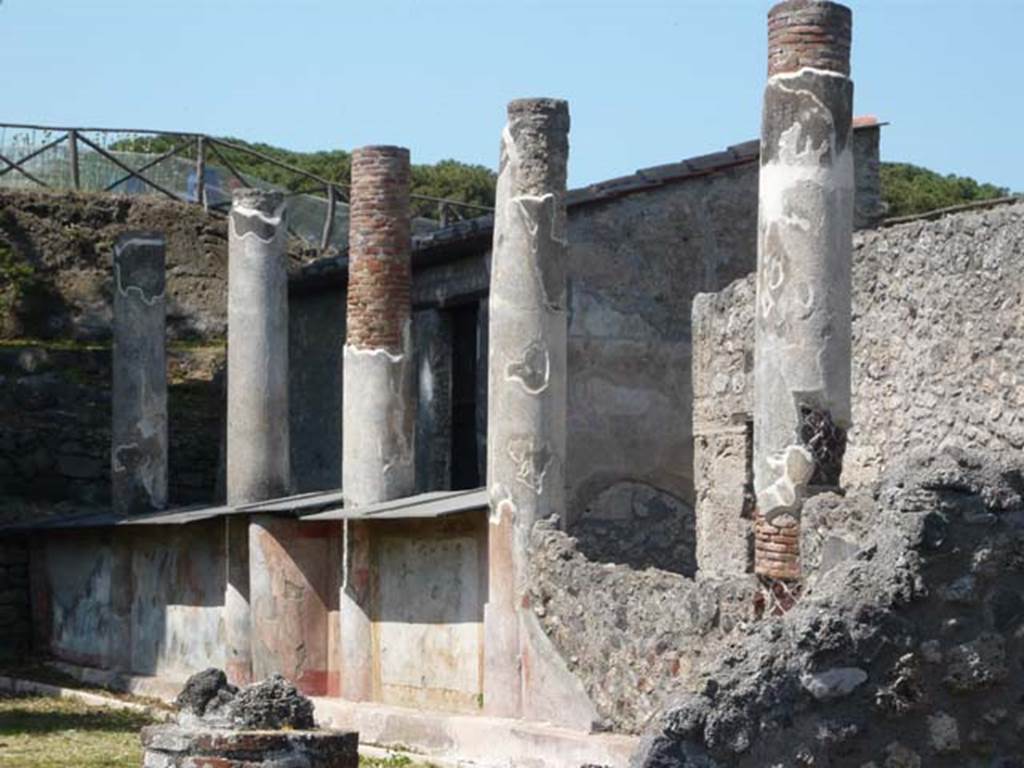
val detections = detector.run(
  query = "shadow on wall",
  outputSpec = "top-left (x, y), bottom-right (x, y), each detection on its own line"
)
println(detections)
top-left (167, 362), bottom-right (225, 505)
top-left (0, 220), bottom-right (76, 340)
top-left (567, 480), bottom-right (697, 576)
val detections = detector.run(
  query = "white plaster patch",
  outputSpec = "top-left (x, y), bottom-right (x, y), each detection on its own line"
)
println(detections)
top-left (343, 343), bottom-right (406, 364)
top-left (114, 237), bottom-right (163, 254)
top-left (511, 193), bottom-right (568, 247)
top-left (419, 351), bottom-right (435, 404)
top-left (111, 442), bottom-right (137, 474)
top-left (488, 483), bottom-right (515, 525)
top-left (757, 443), bottom-right (814, 520)
top-left (113, 260), bottom-right (166, 307)
top-left (505, 339), bottom-right (550, 395)
top-left (229, 200), bottom-right (287, 243)
top-left (769, 66), bottom-right (850, 82)
top-left (507, 437), bottom-right (552, 494)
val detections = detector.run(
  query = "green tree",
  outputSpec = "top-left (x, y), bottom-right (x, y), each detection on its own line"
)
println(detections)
top-left (880, 162), bottom-right (1009, 218)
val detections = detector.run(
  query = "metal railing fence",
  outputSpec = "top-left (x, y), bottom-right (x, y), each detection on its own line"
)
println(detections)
top-left (0, 122), bottom-right (493, 253)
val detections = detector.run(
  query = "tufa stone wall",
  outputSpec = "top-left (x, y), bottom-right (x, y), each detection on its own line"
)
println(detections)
top-left (0, 344), bottom-right (224, 516)
top-left (692, 201), bottom-right (1024, 575)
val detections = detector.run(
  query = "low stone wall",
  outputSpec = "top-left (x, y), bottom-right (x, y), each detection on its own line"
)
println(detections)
top-left (0, 537), bottom-right (30, 660)
top-left (692, 201), bottom-right (1024, 575)
top-left (528, 520), bottom-right (757, 733)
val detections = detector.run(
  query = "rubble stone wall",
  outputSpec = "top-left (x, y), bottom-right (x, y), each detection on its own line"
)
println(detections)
top-left (0, 344), bottom-right (224, 514)
top-left (529, 520), bottom-right (758, 733)
top-left (634, 448), bottom-right (1024, 767)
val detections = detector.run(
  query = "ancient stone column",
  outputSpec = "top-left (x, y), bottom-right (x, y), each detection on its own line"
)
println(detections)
top-left (227, 188), bottom-right (291, 506)
top-left (487, 98), bottom-right (570, 532)
top-left (754, 0), bottom-right (854, 581)
top-left (111, 232), bottom-right (167, 516)
top-left (340, 146), bottom-right (414, 700)
top-left (484, 98), bottom-right (570, 717)
top-left (225, 188), bottom-right (290, 685)
top-left (342, 145), bottom-right (415, 507)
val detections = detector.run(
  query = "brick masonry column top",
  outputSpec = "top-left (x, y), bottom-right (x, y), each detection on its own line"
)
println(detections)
top-left (768, 0), bottom-right (851, 77)
top-left (346, 145), bottom-right (411, 353)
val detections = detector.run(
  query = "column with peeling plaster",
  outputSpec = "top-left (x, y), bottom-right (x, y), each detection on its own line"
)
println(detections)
top-left (112, 232), bottom-right (167, 517)
top-left (340, 145), bottom-right (415, 700)
top-left (109, 232), bottom-right (166, 675)
top-left (754, 0), bottom-right (854, 582)
top-left (225, 188), bottom-right (291, 685)
top-left (484, 98), bottom-right (570, 717)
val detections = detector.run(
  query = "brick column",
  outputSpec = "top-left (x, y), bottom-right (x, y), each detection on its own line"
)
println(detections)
top-left (340, 145), bottom-right (414, 700)
top-left (225, 188), bottom-right (291, 685)
top-left (111, 232), bottom-right (167, 516)
top-left (342, 145), bottom-right (415, 506)
top-left (484, 98), bottom-right (570, 718)
top-left (754, 0), bottom-right (854, 581)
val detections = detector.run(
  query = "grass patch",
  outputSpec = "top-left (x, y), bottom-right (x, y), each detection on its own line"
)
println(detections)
top-left (0, 662), bottom-right (171, 713)
top-left (0, 685), bottom-right (434, 768)
top-left (0, 694), bottom-right (156, 767)
top-left (360, 753), bottom-right (438, 768)
top-left (0, 338), bottom-right (225, 352)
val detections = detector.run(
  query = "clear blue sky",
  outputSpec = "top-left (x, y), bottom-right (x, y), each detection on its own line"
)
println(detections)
top-left (2, 0), bottom-right (1021, 191)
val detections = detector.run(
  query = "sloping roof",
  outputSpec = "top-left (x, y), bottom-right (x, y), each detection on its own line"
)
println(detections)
top-left (0, 503), bottom-right (238, 531)
top-left (238, 488), bottom-right (345, 513)
top-left (290, 119), bottom-right (885, 291)
top-left (302, 488), bottom-right (488, 522)
top-left (0, 488), bottom-right (490, 532)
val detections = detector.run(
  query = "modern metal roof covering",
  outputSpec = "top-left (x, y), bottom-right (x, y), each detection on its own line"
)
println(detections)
top-left (301, 488), bottom-right (489, 522)
top-left (238, 488), bottom-right (346, 514)
top-left (0, 488), bottom-right (490, 532)
top-left (0, 503), bottom-right (238, 532)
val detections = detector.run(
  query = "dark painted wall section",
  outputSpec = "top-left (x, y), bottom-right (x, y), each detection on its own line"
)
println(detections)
top-left (0, 537), bottom-right (31, 660)
top-left (288, 290), bottom-right (345, 493)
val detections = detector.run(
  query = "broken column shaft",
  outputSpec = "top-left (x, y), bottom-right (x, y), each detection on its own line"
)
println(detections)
top-left (340, 146), bottom-right (414, 700)
top-left (225, 188), bottom-right (291, 685)
top-left (754, 0), bottom-right (854, 581)
top-left (484, 99), bottom-right (570, 718)
top-left (342, 145), bottom-right (415, 507)
top-left (487, 98), bottom-right (570, 535)
top-left (112, 232), bottom-right (168, 516)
